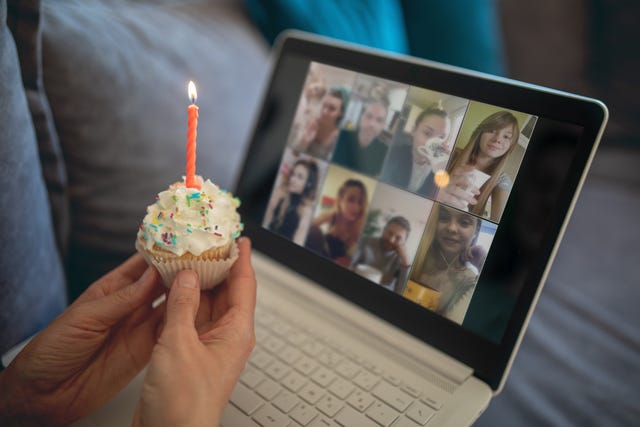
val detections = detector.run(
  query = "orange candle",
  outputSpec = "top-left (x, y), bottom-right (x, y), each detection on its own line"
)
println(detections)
top-left (186, 81), bottom-right (200, 189)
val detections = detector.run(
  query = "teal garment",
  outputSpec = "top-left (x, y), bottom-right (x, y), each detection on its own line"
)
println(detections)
top-left (400, 0), bottom-right (505, 75)
top-left (244, 0), bottom-right (409, 54)
top-left (244, 0), bottom-right (504, 75)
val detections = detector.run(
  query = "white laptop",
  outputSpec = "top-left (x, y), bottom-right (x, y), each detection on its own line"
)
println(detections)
top-left (64, 32), bottom-right (607, 426)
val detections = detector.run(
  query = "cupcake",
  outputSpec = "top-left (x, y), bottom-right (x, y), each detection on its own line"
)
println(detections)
top-left (136, 175), bottom-right (243, 289)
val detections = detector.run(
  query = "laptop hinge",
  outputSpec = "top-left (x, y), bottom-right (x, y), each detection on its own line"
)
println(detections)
top-left (252, 250), bottom-right (474, 386)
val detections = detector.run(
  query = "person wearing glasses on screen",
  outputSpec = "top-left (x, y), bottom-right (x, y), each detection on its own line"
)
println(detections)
top-left (263, 159), bottom-right (319, 245)
top-left (437, 111), bottom-right (520, 222)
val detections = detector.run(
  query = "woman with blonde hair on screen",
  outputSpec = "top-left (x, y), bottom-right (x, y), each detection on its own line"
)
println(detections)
top-left (437, 111), bottom-right (520, 222)
top-left (305, 178), bottom-right (368, 266)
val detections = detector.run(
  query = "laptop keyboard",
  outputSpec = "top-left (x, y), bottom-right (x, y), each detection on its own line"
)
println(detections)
top-left (222, 305), bottom-right (446, 427)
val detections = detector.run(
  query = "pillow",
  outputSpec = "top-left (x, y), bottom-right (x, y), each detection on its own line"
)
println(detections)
top-left (0, 0), bottom-right (66, 354)
top-left (7, 0), bottom-right (69, 257)
top-left (244, 0), bottom-right (409, 54)
top-left (400, 0), bottom-right (505, 75)
top-left (39, 0), bottom-right (269, 299)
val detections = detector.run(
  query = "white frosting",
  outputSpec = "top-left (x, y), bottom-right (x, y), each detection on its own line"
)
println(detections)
top-left (137, 177), bottom-right (243, 256)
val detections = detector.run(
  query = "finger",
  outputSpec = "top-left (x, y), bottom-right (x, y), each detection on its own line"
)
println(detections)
top-left (226, 237), bottom-right (257, 317)
top-left (77, 254), bottom-right (150, 304)
top-left (78, 266), bottom-right (160, 326)
top-left (164, 270), bottom-right (201, 331)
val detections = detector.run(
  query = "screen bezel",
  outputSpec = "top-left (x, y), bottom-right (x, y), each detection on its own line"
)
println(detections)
top-left (234, 33), bottom-right (608, 391)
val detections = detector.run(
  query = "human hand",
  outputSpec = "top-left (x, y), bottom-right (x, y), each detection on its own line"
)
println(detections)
top-left (437, 166), bottom-right (479, 210)
top-left (0, 255), bottom-right (165, 427)
top-left (132, 237), bottom-right (256, 427)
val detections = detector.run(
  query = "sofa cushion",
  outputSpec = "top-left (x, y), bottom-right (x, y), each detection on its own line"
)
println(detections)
top-left (244, 0), bottom-right (409, 53)
top-left (0, 0), bottom-right (66, 354)
top-left (39, 0), bottom-right (269, 299)
top-left (7, 0), bottom-right (69, 257)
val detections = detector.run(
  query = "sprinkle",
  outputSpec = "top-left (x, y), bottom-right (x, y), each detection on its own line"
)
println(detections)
top-left (214, 232), bottom-right (223, 237)
top-left (186, 195), bottom-right (191, 207)
top-left (215, 225), bottom-right (218, 230)
top-left (187, 229), bottom-right (192, 233)
top-left (170, 213), bottom-right (174, 218)
top-left (208, 203), bottom-right (213, 209)
top-left (157, 212), bottom-right (163, 220)
top-left (172, 195), bottom-right (178, 202)
top-left (171, 234), bottom-right (177, 246)
top-left (149, 224), bottom-right (158, 231)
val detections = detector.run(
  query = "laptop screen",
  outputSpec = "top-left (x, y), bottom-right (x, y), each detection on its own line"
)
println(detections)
top-left (236, 34), bottom-right (606, 390)
top-left (259, 60), bottom-right (536, 332)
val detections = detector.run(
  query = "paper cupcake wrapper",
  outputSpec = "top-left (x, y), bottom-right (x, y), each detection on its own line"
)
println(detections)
top-left (135, 240), bottom-right (239, 290)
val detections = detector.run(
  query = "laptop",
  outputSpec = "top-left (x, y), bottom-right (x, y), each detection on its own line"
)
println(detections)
top-left (63, 31), bottom-right (607, 426)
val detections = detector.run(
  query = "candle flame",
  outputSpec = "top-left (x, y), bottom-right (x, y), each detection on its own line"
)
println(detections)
top-left (188, 81), bottom-right (197, 103)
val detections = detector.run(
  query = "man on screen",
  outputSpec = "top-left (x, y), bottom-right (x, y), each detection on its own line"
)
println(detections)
top-left (350, 216), bottom-right (411, 293)
top-left (332, 98), bottom-right (389, 176)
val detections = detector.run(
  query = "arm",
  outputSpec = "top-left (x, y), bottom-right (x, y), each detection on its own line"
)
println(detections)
top-left (262, 191), bottom-right (283, 228)
top-left (490, 187), bottom-right (509, 222)
top-left (311, 209), bottom-right (335, 228)
top-left (292, 205), bottom-right (313, 245)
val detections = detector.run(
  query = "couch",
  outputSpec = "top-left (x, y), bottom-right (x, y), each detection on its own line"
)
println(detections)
top-left (1, 0), bottom-right (637, 425)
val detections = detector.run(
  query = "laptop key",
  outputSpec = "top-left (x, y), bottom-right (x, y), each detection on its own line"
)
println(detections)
top-left (221, 402), bottom-right (261, 427)
top-left (391, 416), bottom-right (421, 427)
top-left (316, 348), bottom-right (343, 368)
top-left (265, 359), bottom-right (291, 381)
top-left (372, 381), bottom-right (413, 412)
top-left (263, 336), bottom-right (287, 354)
top-left (253, 404), bottom-right (291, 427)
top-left (328, 377), bottom-right (355, 400)
top-left (346, 389), bottom-right (375, 412)
top-left (406, 401), bottom-right (435, 425)
top-left (256, 378), bottom-right (283, 400)
top-left (281, 370), bottom-right (308, 393)
top-left (334, 359), bottom-right (361, 380)
top-left (289, 402), bottom-right (319, 426)
top-left (279, 346), bottom-right (303, 365)
top-left (308, 417), bottom-right (340, 427)
top-left (316, 394), bottom-right (344, 418)
top-left (241, 368), bottom-right (267, 389)
top-left (272, 391), bottom-right (301, 413)
top-left (366, 401), bottom-right (400, 427)
top-left (310, 366), bottom-right (337, 388)
top-left (251, 350), bottom-right (275, 370)
top-left (295, 355), bottom-right (320, 376)
top-left (298, 382), bottom-right (325, 405)
top-left (335, 406), bottom-right (378, 427)
top-left (353, 370), bottom-right (381, 391)
top-left (231, 383), bottom-right (265, 415)
top-left (301, 340), bottom-right (326, 356)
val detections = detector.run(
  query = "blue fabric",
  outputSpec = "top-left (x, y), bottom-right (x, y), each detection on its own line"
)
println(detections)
top-left (244, 0), bottom-right (504, 75)
top-left (0, 0), bottom-right (67, 354)
top-left (400, 0), bottom-right (505, 75)
top-left (244, 0), bottom-right (409, 54)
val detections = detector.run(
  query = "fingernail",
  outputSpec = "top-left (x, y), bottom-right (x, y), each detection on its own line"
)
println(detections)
top-left (177, 270), bottom-right (198, 288)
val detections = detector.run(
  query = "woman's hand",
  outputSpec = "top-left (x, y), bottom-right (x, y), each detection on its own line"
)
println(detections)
top-left (132, 237), bottom-right (257, 427)
top-left (437, 166), bottom-right (479, 210)
top-left (0, 255), bottom-right (165, 427)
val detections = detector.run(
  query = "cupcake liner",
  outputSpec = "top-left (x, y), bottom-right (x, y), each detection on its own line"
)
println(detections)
top-left (135, 240), bottom-right (239, 290)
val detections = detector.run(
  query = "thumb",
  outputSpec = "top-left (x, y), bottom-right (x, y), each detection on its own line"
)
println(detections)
top-left (165, 270), bottom-right (201, 331)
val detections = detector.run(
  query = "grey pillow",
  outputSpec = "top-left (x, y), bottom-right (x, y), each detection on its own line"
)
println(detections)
top-left (0, 0), bottom-right (66, 354)
top-left (39, 0), bottom-right (269, 298)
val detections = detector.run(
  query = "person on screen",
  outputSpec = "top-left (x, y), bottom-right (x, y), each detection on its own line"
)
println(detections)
top-left (437, 111), bottom-right (520, 222)
top-left (381, 103), bottom-right (452, 197)
top-left (305, 179), bottom-right (368, 266)
top-left (414, 204), bottom-right (485, 322)
top-left (332, 98), bottom-right (389, 176)
top-left (263, 159), bottom-right (319, 245)
top-left (350, 216), bottom-right (411, 293)
top-left (292, 86), bottom-right (349, 159)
